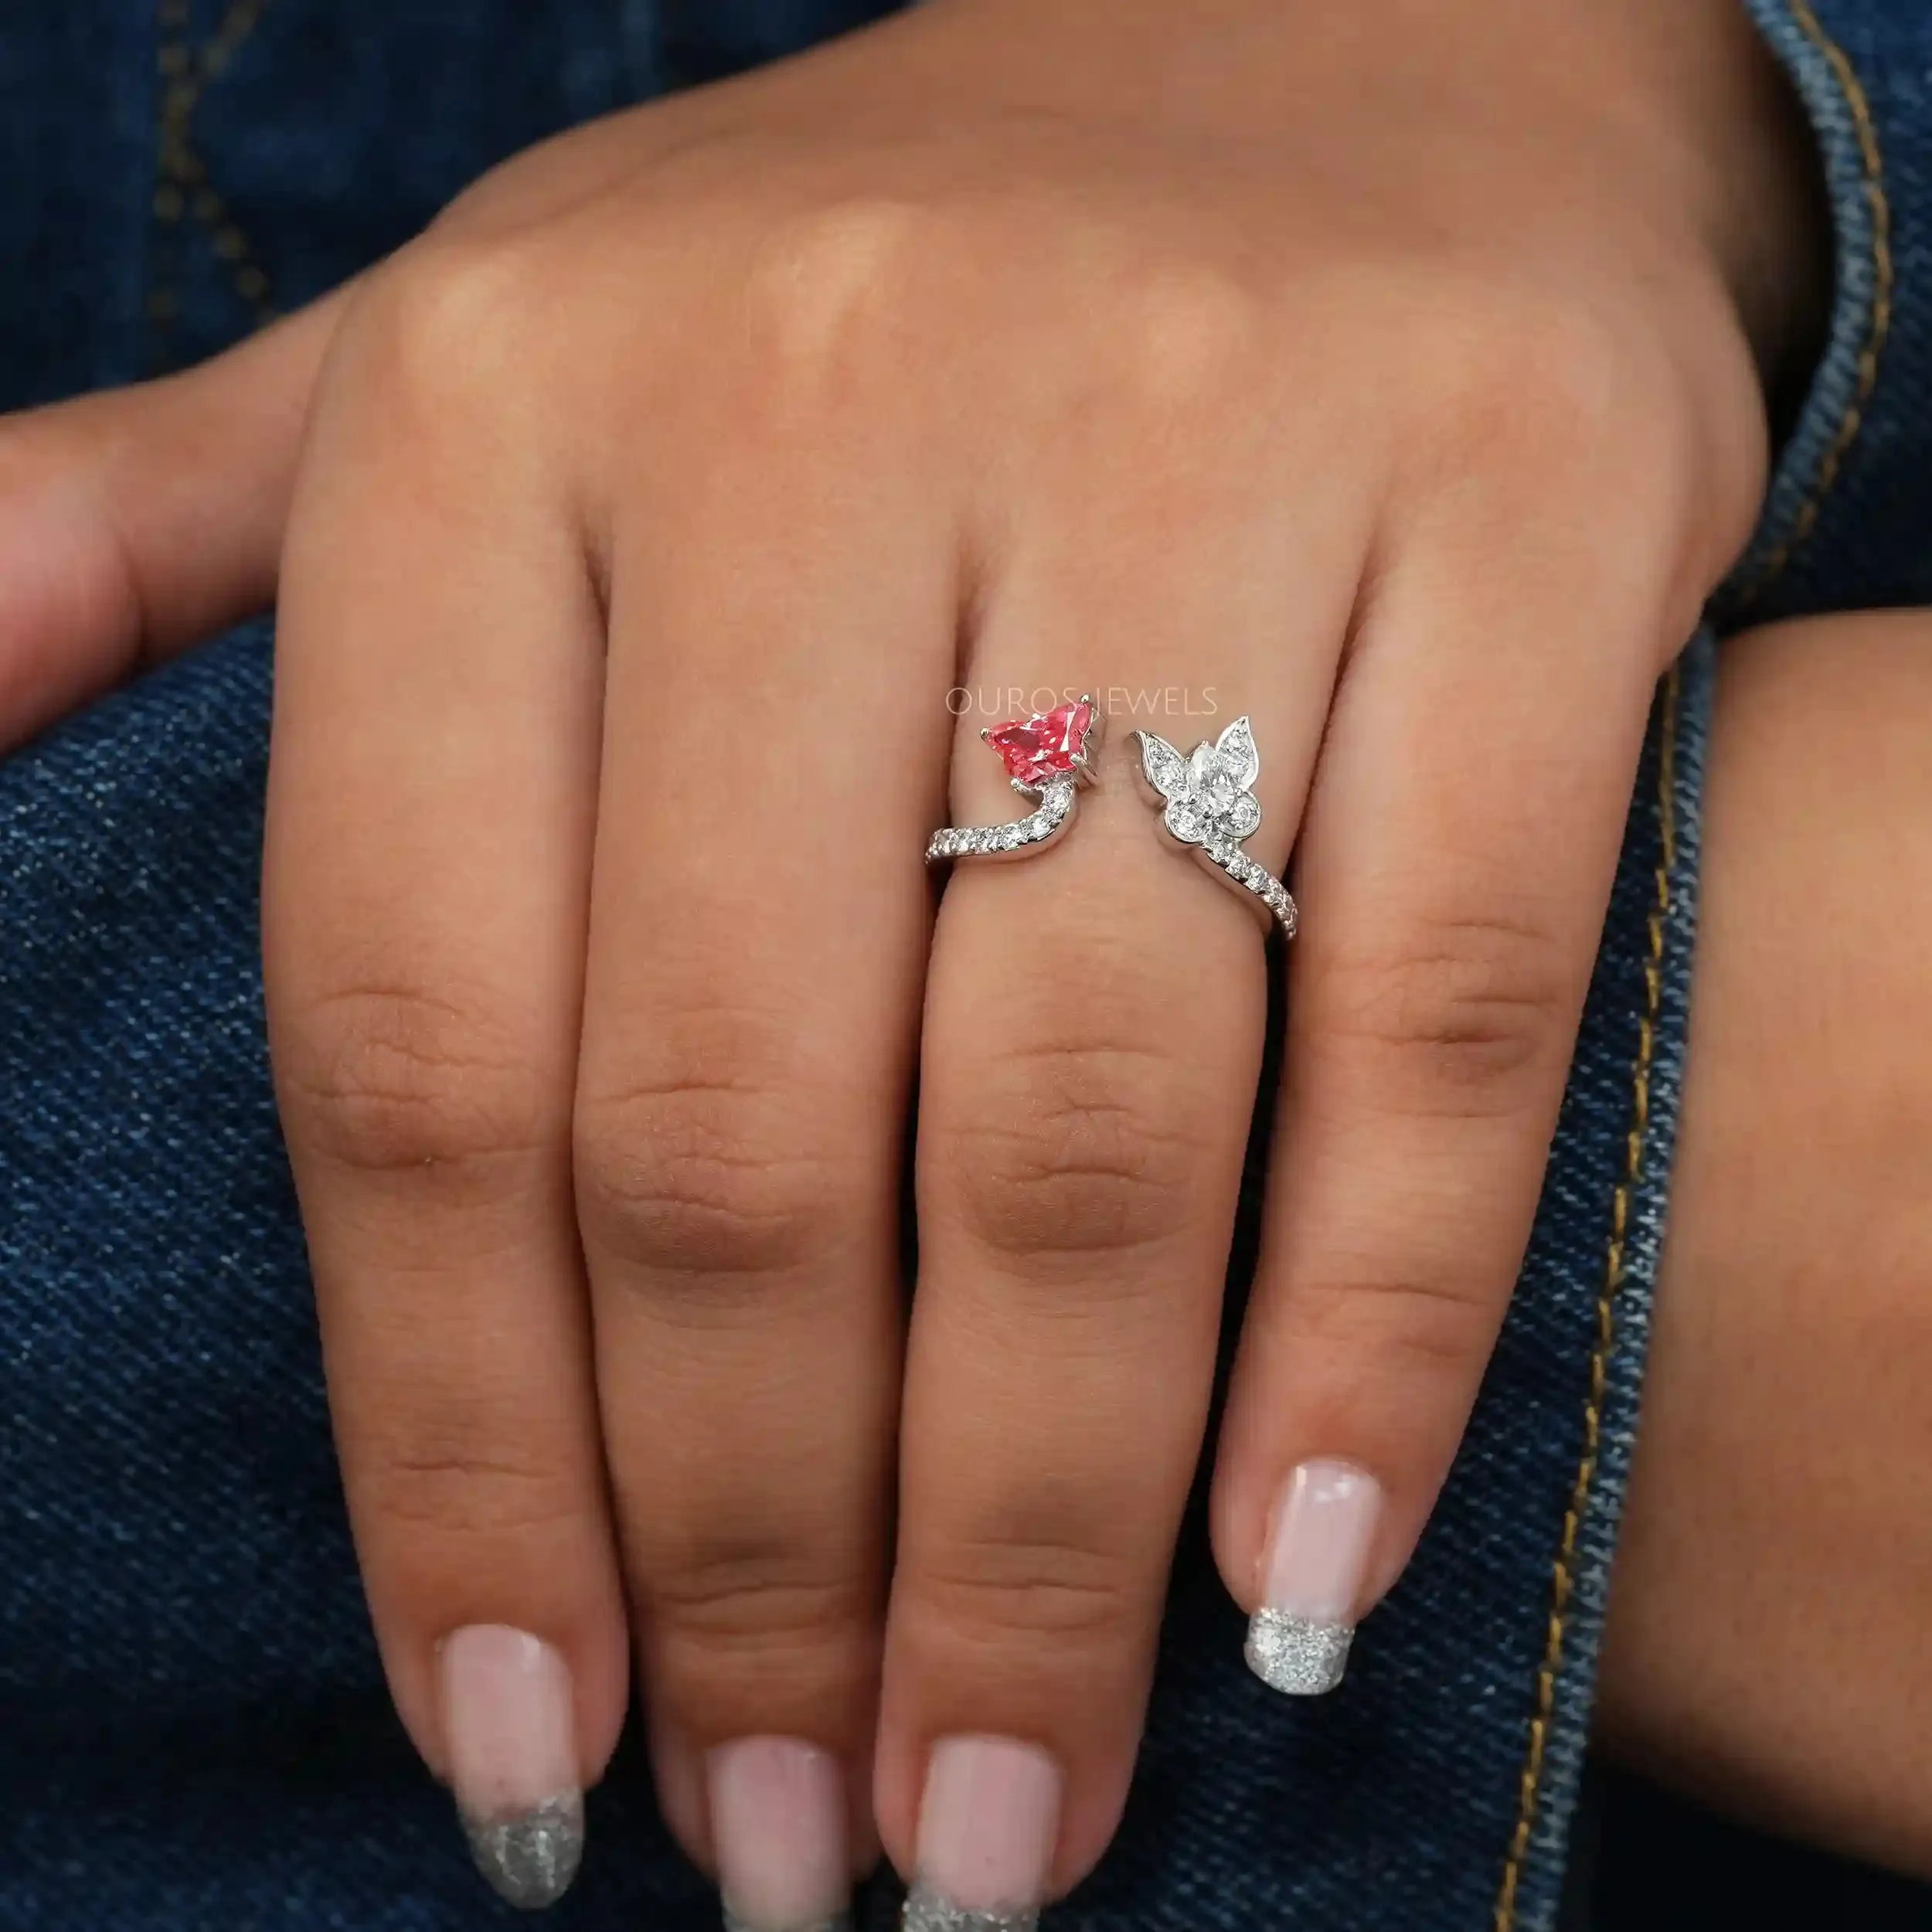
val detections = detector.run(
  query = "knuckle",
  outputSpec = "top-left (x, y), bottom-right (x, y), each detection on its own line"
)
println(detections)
top-left (1106, 261), bottom-right (1264, 413)
top-left (1446, 281), bottom-right (1615, 413)
top-left (573, 1067), bottom-right (845, 1283)
top-left (276, 983), bottom-right (549, 1179)
top-left (937, 1042), bottom-right (1212, 1270)
top-left (339, 235), bottom-right (550, 420)
top-left (361, 1432), bottom-right (589, 1546)
top-left (1320, 910), bottom-right (1573, 1109)
top-left (1286, 1270), bottom-right (1502, 1380)
top-left (913, 1533), bottom-right (1146, 1648)
top-left (743, 195), bottom-right (932, 392)
top-left (643, 1529), bottom-right (876, 1726)
top-left (646, 1535), bottom-right (871, 1655)
top-left (1427, 278), bottom-right (1681, 485)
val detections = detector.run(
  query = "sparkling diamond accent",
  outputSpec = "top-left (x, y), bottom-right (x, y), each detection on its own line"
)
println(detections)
top-left (1201, 835), bottom-right (1297, 934)
top-left (1132, 718), bottom-right (1298, 935)
top-left (927, 774), bottom-right (1077, 866)
top-left (901, 1883), bottom-right (1040, 1932)
top-left (461, 1793), bottom-right (583, 1908)
top-left (1243, 1608), bottom-right (1353, 1695)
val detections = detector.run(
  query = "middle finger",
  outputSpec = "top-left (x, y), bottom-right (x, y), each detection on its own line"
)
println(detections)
top-left (571, 360), bottom-right (959, 1926)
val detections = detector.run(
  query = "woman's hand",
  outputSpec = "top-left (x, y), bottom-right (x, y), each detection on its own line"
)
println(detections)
top-left (0, 0), bottom-right (1825, 1919)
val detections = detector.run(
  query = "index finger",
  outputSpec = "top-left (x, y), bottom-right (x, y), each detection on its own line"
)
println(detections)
top-left (264, 270), bottom-right (625, 1905)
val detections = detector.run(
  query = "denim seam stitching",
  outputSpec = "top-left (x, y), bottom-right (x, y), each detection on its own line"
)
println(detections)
top-left (1491, 658), bottom-right (1679, 1932)
top-left (149, 0), bottom-right (277, 357)
top-left (1492, 2), bottom-right (1889, 1917)
top-left (1730, 0), bottom-right (1892, 605)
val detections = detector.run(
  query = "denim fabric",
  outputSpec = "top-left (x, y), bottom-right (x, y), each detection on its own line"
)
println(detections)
top-left (1730, 0), bottom-right (1932, 621)
top-left (1517, 4), bottom-right (1932, 1923)
top-left (2, 3), bottom-right (1927, 1929)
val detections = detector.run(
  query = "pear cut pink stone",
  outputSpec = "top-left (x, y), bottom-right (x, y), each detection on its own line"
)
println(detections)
top-left (985, 700), bottom-right (1094, 786)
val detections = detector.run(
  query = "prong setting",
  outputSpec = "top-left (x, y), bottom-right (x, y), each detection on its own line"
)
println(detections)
top-left (1131, 716), bottom-right (1298, 935)
top-left (930, 696), bottom-right (1100, 866)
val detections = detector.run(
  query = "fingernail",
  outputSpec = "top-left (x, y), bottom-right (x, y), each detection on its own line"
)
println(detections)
top-left (1245, 1459), bottom-right (1383, 1695)
top-left (440, 1624), bottom-right (584, 1907)
top-left (710, 1736), bottom-right (853, 1932)
top-left (901, 1735), bottom-right (1060, 1932)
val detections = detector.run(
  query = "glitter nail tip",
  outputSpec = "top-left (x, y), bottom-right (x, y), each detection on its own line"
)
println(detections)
top-left (462, 1794), bottom-right (585, 1909)
top-left (900, 1883), bottom-right (1040, 1932)
top-left (1244, 1607), bottom-right (1354, 1695)
top-left (723, 1912), bottom-right (854, 1932)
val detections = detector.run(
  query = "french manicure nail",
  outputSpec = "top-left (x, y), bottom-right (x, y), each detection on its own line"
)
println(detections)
top-left (1245, 1458), bottom-right (1383, 1695)
top-left (440, 1624), bottom-right (584, 1907)
top-left (901, 1735), bottom-right (1060, 1932)
top-left (710, 1736), bottom-right (853, 1932)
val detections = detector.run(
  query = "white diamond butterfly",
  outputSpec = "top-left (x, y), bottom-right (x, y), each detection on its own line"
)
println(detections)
top-left (1130, 715), bottom-right (1298, 936)
top-left (1131, 715), bottom-right (1264, 849)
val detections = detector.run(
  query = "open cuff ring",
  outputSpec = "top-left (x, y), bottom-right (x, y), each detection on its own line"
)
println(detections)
top-left (926, 696), bottom-right (1102, 864)
top-left (1131, 716), bottom-right (1298, 937)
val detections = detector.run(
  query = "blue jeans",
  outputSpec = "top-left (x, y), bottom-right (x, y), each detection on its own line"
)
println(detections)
top-left (2, 2), bottom-right (1927, 1927)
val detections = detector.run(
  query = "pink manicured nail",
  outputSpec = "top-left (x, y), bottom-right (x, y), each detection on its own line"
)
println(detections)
top-left (440, 1624), bottom-right (583, 1906)
top-left (709, 1736), bottom-right (852, 1932)
top-left (1244, 1459), bottom-right (1384, 1695)
top-left (901, 1735), bottom-right (1060, 1932)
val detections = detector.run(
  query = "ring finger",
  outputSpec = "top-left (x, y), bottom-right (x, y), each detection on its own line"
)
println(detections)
top-left (878, 446), bottom-right (1367, 1918)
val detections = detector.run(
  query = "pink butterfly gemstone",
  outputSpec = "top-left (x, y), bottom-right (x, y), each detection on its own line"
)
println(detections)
top-left (984, 699), bottom-right (1095, 786)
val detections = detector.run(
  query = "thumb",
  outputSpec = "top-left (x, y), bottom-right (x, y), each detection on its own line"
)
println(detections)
top-left (0, 288), bottom-right (345, 750)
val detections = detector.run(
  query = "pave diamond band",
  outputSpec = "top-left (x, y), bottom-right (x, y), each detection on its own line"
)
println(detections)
top-left (927, 773), bottom-right (1076, 864)
top-left (1131, 716), bottom-right (1298, 937)
top-left (1197, 834), bottom-right (1298, 936)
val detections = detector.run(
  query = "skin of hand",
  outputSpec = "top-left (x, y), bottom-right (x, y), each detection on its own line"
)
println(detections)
top-left (1599, 611), bottom-right (1932, 1882)
top-left (0, 0), bottom-right (1830, 1915)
